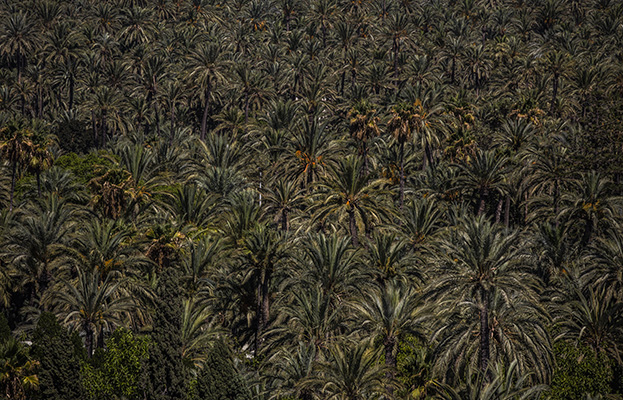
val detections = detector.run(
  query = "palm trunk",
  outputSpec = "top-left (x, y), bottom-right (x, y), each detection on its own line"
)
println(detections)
top-left (281, 208), bottom-right (289, 231)
top-left (477, 188), bottom-right (488, 216)
top-left (9, 160), bottom-right (16, 211)
top-left (495, 197), bottom-right (503, 223)
top-left (399, 140), bottom-right (405, 209)
top-left (85, 323), bottom-right (94, 358)
top-left (504, 195), bottom-right (510, 227)
top-left (384, 335), bottom-right (397, 396)
top-left (349, 207), bottom-right (359, 247)
top-left (244, 93), bottom-right (250, 124)
top-left (479, 287), bottom-right (490, 372)
top-left (200, 80), bottom-right (211, 141)
top-left (550, 72), bottom-right (558, 115)
top-left (91, 110), bottom-right (98, 147)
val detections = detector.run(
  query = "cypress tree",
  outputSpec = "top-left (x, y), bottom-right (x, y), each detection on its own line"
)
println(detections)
top-left (195, 340), bottom-right (251, 400)
top-left (141, 267), bottom-right (187, 400)
top-left (31, 312), bottom-right (85, 400)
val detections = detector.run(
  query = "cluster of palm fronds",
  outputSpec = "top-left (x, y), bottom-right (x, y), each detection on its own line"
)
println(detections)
top-left (1, 0), bottom-right (623, 398)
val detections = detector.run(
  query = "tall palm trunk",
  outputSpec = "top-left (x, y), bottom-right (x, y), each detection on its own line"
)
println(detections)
top-left (479, 287), bottom-right (490, 372)
top-left (9, 160), bottom-right (17, 211)
top-left (477, 188), bottom-right (488, 216)
top-left (281, 208), bottom-right (289, 231)
top-left (85, 323), bottom-right (94, 358)
top-left (349, 207), bottom-right (359, 247)
top-left (399, 140), bottom-right (405, 209)
top-left (384, 335), bottom-right (396, 396)
top-left (200, 80), bottom-right (211, 141)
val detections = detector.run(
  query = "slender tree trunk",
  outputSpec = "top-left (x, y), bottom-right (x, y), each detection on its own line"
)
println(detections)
top-left (349, 207), bottom-right (359, 247)
top-left (9, 161), bottom-right (16, 211)
top-left (91, 110), bottom-right (98, 147)
top-left (101, 111), bottom-right (107, 148)
top-left (451, 57), bottom-right (456, 84)
top-left (169, 103), bottom-right (175, 146)
top-left (479, 287), bottom-right (490, 372)
top-left (393, 38), bottom-right (399, 79)
top-left (581, 216), bottom-right (592, 247)
top-left (399, 141), bottom-right (405, 209)
top-left (85, 324), bottom-right (94, 358)
top-left (200, 80), bottom-right (211, 141)
top-left (495, 197), bottom-right (503, 223)
top-left (68, 74), bottom-right (75, 111)
top-left (477, 188), bottom-right (488, 216)
top-left (550, 72), bottom-right (558, 115)
top-left (384, 335), bottom-right (396, 396)
top-left (504, 195), bottom-right (510, 227)
top-left (281, 208), bottom-right (289, 231)
top-left (244, 93), bottom-right (250, 124)
top-left (36, 172), bottom-right (41, 198)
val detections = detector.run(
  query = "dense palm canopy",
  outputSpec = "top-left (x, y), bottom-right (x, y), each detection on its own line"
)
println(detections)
top-left (1, 0), bottom-right (623, 399)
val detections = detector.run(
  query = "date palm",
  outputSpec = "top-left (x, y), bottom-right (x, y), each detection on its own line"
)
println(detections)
top-left (315, 339), bottom-right (389, 400)
top-left (0, 337), bottom-right (39, 400)
top-left (348, 100), bottom-right (380, 175)
top-left (4, 195), bottom-right (76, 305)
top-left (0, 122), bottom-right (35, 211)
top-left (0, 10), bottom-right (37, 85)
top-left (313, 155), bottom-right (391, 247)
top-left (52, 268), bottom-right (135, 357)
top-left (455, 149), bottom-right (508, 217)
top-left (387, 101), bottom-right (416, 208)
top-left (187, 42), bottom-right (227, 141)
top-left (352, 282), bottom-right (426, 394)
top-left (293, 233), bottom-right (363, 302)
top-left (555, 285), bottom-right (623, 364)
top-left (238, 224), bottom-right (287, 353)
top-left (264, 178), bottom-right (305, 232)
top-left (429, 216), bottom-right (548, 377)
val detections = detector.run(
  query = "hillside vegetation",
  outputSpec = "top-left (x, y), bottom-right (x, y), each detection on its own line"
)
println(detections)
top-left (1, 0), bottom-right (623, 398)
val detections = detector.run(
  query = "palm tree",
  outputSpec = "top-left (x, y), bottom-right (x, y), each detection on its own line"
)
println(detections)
top-left (398, 198), bottom-right (444, 256)
top-left (429, 216), bottom-right (549, 377)
top-left (180, 235), bottom-right (222, 300)
top-left (313, 155), bottom-right (391, 247)
top-left (555, 285), bottom-right (623, 364)
top-left (558, 171), bottom-right (618, 248)
top-left (3, 195), bottom-right (76, 305)
top-left (363, 233), bottom-right (416, 284)
top-left (434, 359), bottom-right (546, 400)
top-left (293, 233), bottom-right (363, 302)
top-left (238, 224), bottom-right (287, 353)
top-left (0, 122), bottom-right (35, 211)
top-left (52, 268), bottom-right (135, 358)
top-left (387, 101), bottom-right (416, 208)
top-left (348, 100), bottom-right (380, 175)
top-left (352, 282), bottom-right (426, 394)
top-left (0, 337), bottom-right (39, 400)
top-left (187, 42), bottom-right (227, 141)
top-left (0, 11), bottom-right (37, 86)
top-left (315, 340), bottom-right (389, 400)
top-left (455, 149), bottom-right (508, 217)
top-left (264, 178), bottom-right (305, 232)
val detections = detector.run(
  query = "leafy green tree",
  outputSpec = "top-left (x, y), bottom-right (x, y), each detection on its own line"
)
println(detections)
top-left (82, 327), bottom-right (149, 400)
top-left (31, 312), bottom-right (84, 400)
top-left (549, 341), bottom-right (613, 400)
